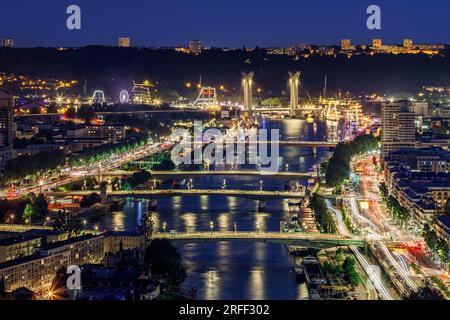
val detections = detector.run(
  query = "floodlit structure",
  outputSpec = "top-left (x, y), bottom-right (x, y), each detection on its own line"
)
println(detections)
top-left (242, 72), bottom-right (254, 114)
top-left (288, 71), bottom-right (301, 117)
top-left (119, 90), bottom-right (130, 104)
top-left (193, 87), bottom-right (218, 109)
top-left (91, 90), bottom-right (106, 105)
top-left (132, 81), bottom-right (153, 105)
top-left (325, 103), bottom-right (339, 122)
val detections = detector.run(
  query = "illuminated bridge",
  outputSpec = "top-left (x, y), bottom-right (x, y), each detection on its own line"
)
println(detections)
top-left (214, 140), bottom-right (336, 147)
top-left (153, 231), bottom-right (367, 248)
top-left (256, 140), bottom-right (337, 147)
top-left (96, 109), bottom-right (213, 116)
top-left (48, 189), bottom-right (305, 201)
top-left (101, 170), bottom-right (313, 180)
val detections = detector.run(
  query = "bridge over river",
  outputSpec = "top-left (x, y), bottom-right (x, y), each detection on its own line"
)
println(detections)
top-left (48, 189), bottom-right (306, 201)
top-left (153, 231), bottom-right (368, 248)
top-left (101, 170), bottom-right (314, 180)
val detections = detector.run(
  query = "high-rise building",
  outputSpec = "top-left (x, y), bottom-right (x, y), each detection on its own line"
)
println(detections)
top-left (408, 101), bottom-right (429, 117)
top-left (372, 39), bottom-right (382, 49)
top-left (0, 92), bottom-right (14, 169)
top-left (189, 40), bottom-right (202, 55)
top-left (341, 39), bottom-right (351, 51)
top-left (381, 101), bottom-right (416, 159)
top-left (118, 37), bottom-right (131, 47)
top-left (0, 106), bottom-right (13, 149)
top-left (0, 91), bottom-right (13, 150)
top-left (403, 39), bottom-right (413, 49)
top-left (2, 38), bottom-right (14, 47)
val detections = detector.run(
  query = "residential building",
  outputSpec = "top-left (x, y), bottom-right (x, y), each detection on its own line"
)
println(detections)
top-left (103, 231), bottom-right (145, 254)
top-left (85, 124), bottom-right (126, 143)
top-left (372, 39), bottom-right (382, 50)
top-left (341, 39), bottom-right (351, 51)
top-left (385, 147), bottom-right (450, 173)
top-left (381, 101), bottom-right (416, 159)
top-left (435, 215), bottom-right (450, 245)
top-left (0, 105), bottom-right (14, 149)
top-left (2, 38), bottom-right (14, 47)
top-left (118, 37), bottom-right (131, 47)
top-left (408, 101), bottom-right (429, 117)
top-left (0, 236), bottom-right (42, 263)
top-left (0, 234), bottom-right (104, 292)
top-left (403, 39), bottom-right (413, 49)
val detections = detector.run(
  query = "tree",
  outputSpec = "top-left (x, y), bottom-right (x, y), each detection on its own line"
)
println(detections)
top-left (65, 107), bottom-right (77, 119)
top-left (79, 193), bottom-right (101, 208)
top-left (0, 277), bottom-right (6, 298)
top-left (77, 105), bottom-right (95, 123)
top-left (342, 257), bottom-right (360, 287)
top-left (138, 212), bottom-right (154, 249)
top-left (145, 238), bottom-right (186, 285)
top-left (31, 193), bottom-right (49, 218)
top-left (335, 248), bottom-right (345, 262)
top-left (406, 284), bottom-right (445, 300)
top-left (111, 177), bottom-right (120, 191)
top-left (23, 203), bottom-right (36, 221)
top-left (53, 210), bottom-right (83, 238)
top-left (127, 170), bottom-right (151, 188)
top-left (445, 198), bottom-right (450, 215)
top-left (309, 194), bottom-right (337, 233)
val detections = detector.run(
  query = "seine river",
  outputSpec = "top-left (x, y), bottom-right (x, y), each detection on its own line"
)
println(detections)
top-left (98, 119), bottom-right (332, 299)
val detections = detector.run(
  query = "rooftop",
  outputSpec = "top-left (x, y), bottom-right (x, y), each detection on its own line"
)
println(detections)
top-left (0, 235), bottom-right (41, 246)
top-left (437, 215), bottom-right (450, 229)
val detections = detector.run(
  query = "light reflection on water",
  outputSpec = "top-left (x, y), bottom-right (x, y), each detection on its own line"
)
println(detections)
top-left (97, 119), bottom-right (330, 300)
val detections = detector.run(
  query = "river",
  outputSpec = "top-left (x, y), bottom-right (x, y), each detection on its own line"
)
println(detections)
top-left (97, 119), bottom-right (333, 299)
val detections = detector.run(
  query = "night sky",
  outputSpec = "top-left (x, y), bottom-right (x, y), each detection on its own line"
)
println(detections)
top-left (1, 0), bottom-right (449, 47)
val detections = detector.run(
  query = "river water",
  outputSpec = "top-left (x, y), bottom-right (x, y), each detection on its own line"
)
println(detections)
top-left (98, 119), bottom-right (332, 300)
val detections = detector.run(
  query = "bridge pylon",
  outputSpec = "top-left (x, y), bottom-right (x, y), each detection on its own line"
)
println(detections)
top-left (288, 71), bottom-right (301, 117)
top-left (242, 72), bottom-right (254, 117)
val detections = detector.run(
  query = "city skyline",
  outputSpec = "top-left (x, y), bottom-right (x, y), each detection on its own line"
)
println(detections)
top-left (1, 0), bottom-right (450, 47)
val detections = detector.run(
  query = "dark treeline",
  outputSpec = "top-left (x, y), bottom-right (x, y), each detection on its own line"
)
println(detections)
top-left (325, 134), bottom-right (379, 188)
top-left (1, 47), bottom-right (450, 96)
top-left (309, 194), bottom-right (337, 233)
top-left (3, 150), bottom-right (66, 183)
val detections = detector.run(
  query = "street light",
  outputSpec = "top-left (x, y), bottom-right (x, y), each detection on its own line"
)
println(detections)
top-left (163, 222), bottom-right (167, 234)
top-left (210, 221), bottom-right (214, 235)
top-left (256, 222), bottom-right (260, 235)
top-left (10, 214), bottom-right (14, 225)
top-left (259, 180), bottom-right (263, 191)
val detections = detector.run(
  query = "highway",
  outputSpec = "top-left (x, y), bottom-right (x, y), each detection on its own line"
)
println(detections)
top-left (326, 199), bottom-right (394, 300)
top-left (2, 141), bottom-right (173, 199)
top-left (348, 155), bottom-right (424, 296)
